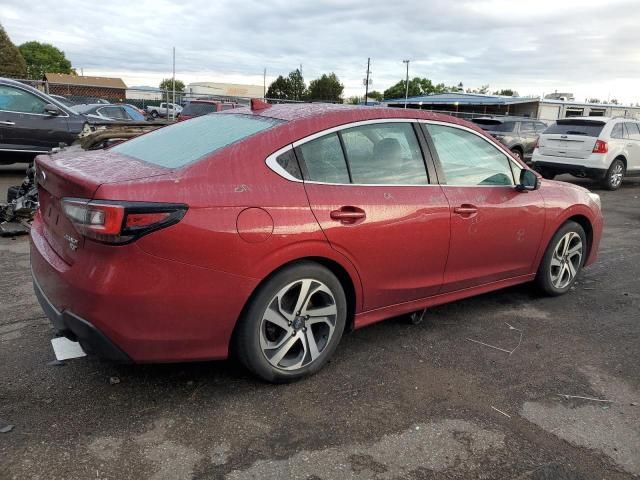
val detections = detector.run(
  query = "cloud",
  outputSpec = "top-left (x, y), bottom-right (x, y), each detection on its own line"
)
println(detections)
top-left (2, 0), bottom-right (639, 103)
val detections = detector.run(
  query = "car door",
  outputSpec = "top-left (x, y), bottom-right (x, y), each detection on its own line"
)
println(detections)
top-left (297, 121), bottom-right (451, 311)
top-left (623, 122), bottom-right (640, 173)
top-left (0, 84), bottom-right (71, 152)
top-left (423, 122), bottom-right (546, 293)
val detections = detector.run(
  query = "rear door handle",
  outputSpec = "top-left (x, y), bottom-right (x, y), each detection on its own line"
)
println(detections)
top-left (330, 207), bottom-right (366, 224)
top-left (453, 205), bottom-right (478, 215)
top-left (0, 121), bottom-right (15, 126)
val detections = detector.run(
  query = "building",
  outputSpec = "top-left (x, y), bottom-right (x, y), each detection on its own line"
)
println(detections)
top-left (187, 81), bottom-right (264, 99)
top-left (126, 86), bottom-right (164, 101)
top-left (44, 73), bottom-right (127, 101)
top-left (383, 92), bottom-right (640, 122)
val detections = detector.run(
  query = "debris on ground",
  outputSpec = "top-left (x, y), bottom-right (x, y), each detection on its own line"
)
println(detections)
top-left (0, 164), bottom-right (37, 237)
top-left (109, 376), bottom-right (121, 385)
top-left (491, 406), bottom-right (511, 418)
top-left (557, 394), bottom-right (613, 403)
top-left (0, 420), bottom-right (14, 433)
top-left (466, 322), bottom-right (524, 356)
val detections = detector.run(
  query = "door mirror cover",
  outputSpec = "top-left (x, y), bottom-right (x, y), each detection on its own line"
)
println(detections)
top-left (44, 104), bottom-right (62, 115)
top-left (517, 169), bottom-right (540, 191)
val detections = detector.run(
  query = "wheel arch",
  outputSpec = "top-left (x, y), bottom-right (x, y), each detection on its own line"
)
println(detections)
top-left (565, 214), bottom-right (594, 260)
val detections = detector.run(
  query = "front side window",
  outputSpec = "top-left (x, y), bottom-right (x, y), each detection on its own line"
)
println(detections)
top-left (181, 102), bottom-right (218, 116)
top-left (112, 114), bottom-right (283, 168)
top-left (296, 133), bottom-right (350, 184)
top-left (425, 124), bottom-right (515, 186)
top-left (340, 123), bottom-right (427, 184)
top-left (0, 85), bottom-right (48, 114)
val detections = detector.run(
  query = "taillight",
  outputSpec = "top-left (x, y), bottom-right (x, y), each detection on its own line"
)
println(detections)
top-left (62, 199), bottom-right (187, 244)
top-left (593, 139), bottom-right (608, 154)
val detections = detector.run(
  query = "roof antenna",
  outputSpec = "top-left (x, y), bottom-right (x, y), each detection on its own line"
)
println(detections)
top-left (251, 98), bottom-right (271, 111)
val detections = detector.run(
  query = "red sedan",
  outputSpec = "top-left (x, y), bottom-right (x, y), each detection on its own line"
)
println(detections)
top-left (31, 101), bottom-right (603, 382)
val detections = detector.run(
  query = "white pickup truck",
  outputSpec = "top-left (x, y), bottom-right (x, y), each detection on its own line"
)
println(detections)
top-left (145, 102), bottom-right (183, 118)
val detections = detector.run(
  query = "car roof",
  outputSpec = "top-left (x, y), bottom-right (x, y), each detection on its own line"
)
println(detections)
top-left (472, 116), bottom-right (540, 123)
top-left (556, 116), bottom-right (612, 123)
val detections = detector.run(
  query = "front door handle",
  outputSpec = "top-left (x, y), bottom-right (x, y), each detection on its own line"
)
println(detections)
top-left (330, 206), bottom-right (366, 224)
top-left (453, 204), bottom-right (478, 215)
top-left (0, 121), bottom-right (15, 126)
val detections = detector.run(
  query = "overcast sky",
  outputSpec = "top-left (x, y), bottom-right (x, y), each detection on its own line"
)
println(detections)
top-left (3, 0), bottom-right (640, 103)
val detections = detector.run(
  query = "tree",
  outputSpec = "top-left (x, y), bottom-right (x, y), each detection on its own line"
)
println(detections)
top-left (0, 24), bottom-right (27, 78)
top-left (383, 77), bottom-right (447, 100)
top-left (18, 41), bottom-right (72, 79)
top-left (467, 84), bottom-right (490, 94)
top-left (159, 78), bottom-right (185, 93)
top-left (308, 72), bottom-right (344, 102)
top-left (493, 89), bottom-right (519, 97)
top-left (287, 69), bottom-right (306, 101)
top-left (266, 75), bottom-right (291, 100)
top-left (610, 98), bottom-right (619, 105)
top-left (366, 90), bottom-right (384, 102)
top-left (348, 96), bottom-right (362, 105)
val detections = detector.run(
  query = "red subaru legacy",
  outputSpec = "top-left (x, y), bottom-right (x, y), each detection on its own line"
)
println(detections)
top-left (31, 101), bottom-right (603, 382)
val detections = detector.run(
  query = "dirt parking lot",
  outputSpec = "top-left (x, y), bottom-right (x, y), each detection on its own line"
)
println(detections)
top-left (1, 165), bottom-right (639, 480)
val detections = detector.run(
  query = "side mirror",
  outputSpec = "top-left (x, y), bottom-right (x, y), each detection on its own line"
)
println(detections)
top-left (516, 169), bottom-right (540, 191)
top-left (44, 104), bottom-right (62, 116)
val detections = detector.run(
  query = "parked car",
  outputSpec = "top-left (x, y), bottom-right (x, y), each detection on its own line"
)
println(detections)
top-left (471, 116), bottom-right (547, 162)
top-left (177, 100), bottom-right (239, 121)
top-left (0, 77), bottom-right (87, 164)
top-left (31, 101), bottom-right (603, 382)
top-left (145, 102), bottom-right (182, 118)
top-left (532, 117), bottom-right (640, 190)
top-left (72, 103), bottom-right (147, 122)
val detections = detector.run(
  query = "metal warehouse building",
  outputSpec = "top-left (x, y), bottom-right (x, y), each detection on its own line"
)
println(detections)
top-left (384, 92), bottom-right (640, 123)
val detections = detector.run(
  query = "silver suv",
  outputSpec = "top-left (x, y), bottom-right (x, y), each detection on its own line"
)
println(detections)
top-left (531, 117), bottom-right (640, 190)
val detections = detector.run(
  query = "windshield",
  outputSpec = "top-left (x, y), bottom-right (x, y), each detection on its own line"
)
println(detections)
top-left (544, 120), bottom-right (605, 137)
top-left (112, 113), bottom-right (283, 168)
top-left (181, 102), bottom-right (218, 116)
top-left (472, 119), bottom-right (516, 133)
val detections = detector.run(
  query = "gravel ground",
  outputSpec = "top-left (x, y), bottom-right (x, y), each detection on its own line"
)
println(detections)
top-left (1, 166), bottom-right (639, 480)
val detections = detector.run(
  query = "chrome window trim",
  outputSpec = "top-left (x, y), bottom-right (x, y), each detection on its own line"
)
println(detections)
top-left (0, 148), bottom-right (48, 153)
top-left (265, 144), bottom-right (302, 182)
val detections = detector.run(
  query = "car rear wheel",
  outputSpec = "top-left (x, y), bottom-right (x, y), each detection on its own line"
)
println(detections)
top-left (234, 261), bottom-right (347, 383)
top-left (602, 158), bottom-right (625, 190)
top-left (151, 110), bottom-right (158, 118)
top-left (510, 148), bottom-right (523, 161)
top-left (538, 168), bottom-right (555, 180)
top-left (536, 221), bottom-right (586, 296)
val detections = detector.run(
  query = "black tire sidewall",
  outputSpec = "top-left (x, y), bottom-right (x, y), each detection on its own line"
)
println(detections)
top-left (536, 221), bottom-right (587, 296)
top-left (235, 262), bottom-right (347, 383)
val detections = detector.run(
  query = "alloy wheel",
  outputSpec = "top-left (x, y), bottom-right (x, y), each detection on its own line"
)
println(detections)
top-left (609, 162), bottom-right (624, 188)
top-left (549, 231), bottom-right (583, 289)
top-left (259, 279), bottom-right (337, 371)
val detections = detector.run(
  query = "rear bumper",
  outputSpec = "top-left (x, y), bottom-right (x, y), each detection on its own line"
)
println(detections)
top-left (532, 160), bottom-right (607, 179)
top-left (33, 273), bottom-right (131, 362)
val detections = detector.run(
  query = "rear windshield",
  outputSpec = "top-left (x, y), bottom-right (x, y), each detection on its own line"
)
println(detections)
top-left (472, 119), bottom-right (516, 133)
top-left (112, 114), bottom-right (282, 168)
top-left (544, 120), bottom-right (605, 137)
top-left (181, 102), bottom-right (218, 116)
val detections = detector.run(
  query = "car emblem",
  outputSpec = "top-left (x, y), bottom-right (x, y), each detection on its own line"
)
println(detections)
top-left (64, 234), bottom-right (78, 251)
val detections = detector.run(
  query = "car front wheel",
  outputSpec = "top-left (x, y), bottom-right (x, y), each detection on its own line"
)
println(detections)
top-left (234, 262), bottom-right (347, 383)
top-left (602, 158), bottom-right (625, 190)
top-left (536, 221), bottom-right (586, 296)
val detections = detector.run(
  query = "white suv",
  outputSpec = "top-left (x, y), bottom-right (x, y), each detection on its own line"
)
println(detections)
top-left (531, 117), bottom-right (640, 190)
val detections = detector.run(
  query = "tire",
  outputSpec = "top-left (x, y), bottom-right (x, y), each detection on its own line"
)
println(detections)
top-left (601, 158), bottom-right (625, 190)
top-left (539, 169), bottom-right (556, 180)
top-left (151, 110), bottom-right (158, 118)
top-left (510, 148), bottom-right (523, 162)
top-left (234, 261), bottom-right (347, 383)
top-left (536, 221), bottom-right (587, 296)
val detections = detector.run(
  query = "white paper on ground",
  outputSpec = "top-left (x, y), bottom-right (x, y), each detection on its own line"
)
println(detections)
top-left (51, 337), bottom-right (87, 360)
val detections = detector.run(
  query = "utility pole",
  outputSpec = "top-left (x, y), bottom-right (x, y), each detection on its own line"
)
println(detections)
top-left (263, 68), bottom-right (267, 98)
top-left (171, 47), bottom-right (176, 120)
top-left (403, 59), bottom-right (410, 109)
top-left (364, 57), bottom-right (371, 106)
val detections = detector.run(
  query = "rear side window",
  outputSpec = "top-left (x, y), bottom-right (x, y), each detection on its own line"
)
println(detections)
top-left (544, 121), bottom-right (605, 137)
top-left (181, 102), bottom-right (218, 116)
top-left (611, 124), bottom-right (624, 139)
top-left (275, 150), bottom-right (302, 180)
top-left (520, 122), bottom-right (536, 134)
top-left (112, 114), bottom-right (282, 168)
top-left (624, 123), bottom-right (640, 140)
top-left (341, 123), bottom-right (427, 184)
top-left (472, 120), bottom-right (515, 133)
top-left (297, 133), bottom-right (350, 184)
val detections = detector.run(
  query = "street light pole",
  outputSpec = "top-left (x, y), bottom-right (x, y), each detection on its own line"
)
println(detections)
top-left (171, 46), bottom-right (176, 120)
top-left (402, 59), bottom-right (410, 109)
top-left (364, 57), bottom-right (371, 106)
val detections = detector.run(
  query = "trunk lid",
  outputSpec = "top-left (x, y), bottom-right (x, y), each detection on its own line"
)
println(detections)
top-left (35, 147), bottom-right (169, 264)
top-left (538, 119), bottom-right (604, 159)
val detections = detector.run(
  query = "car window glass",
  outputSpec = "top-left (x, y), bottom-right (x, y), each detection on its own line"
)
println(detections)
top-left (535, 122), bottom-right (547, 133)
top-left (425, 124), bottom-right (515, 186)
top-left (520, 122), bottom-right (536, 134)
top-left (624, 122), bottom-right (640, 140)
top-left (297, 133), bottom-right (350, 184)
top-left (275, 150), bottom-right (302, 180)
top-left (220, 104), bottom-right (235, 111)
top-left (611, 123), bottom-right (624, 139)
top-left (0, 85), bottom-right (48, 114)
top-left (341, 123), bottom-right (427, 185)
